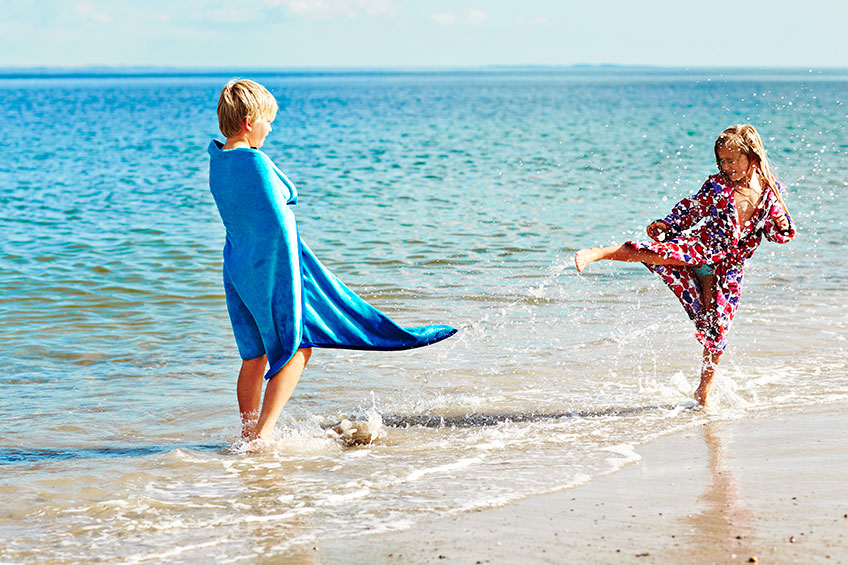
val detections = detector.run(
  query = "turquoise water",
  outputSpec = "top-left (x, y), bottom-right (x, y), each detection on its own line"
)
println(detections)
top-left (1, 68), bottom-right (847, 561)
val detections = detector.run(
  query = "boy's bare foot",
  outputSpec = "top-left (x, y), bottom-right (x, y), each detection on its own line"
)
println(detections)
top-left (241, 419), bottom-right (257, 439)
top-left (244, 441), bottom-right (269, 453)
top-left (575, 248), bottom-right (601, 273)
top-left (244, 433), bottom-right (272, 453)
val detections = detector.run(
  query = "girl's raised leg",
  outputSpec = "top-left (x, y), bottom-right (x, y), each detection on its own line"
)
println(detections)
top-left (575, 244), bottom-right (691, 273)
top-left (695, 274), bottom-right (716, 332)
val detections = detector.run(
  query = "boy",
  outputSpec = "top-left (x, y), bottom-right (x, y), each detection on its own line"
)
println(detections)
top-left (208, 80), bottom-right (456, 445)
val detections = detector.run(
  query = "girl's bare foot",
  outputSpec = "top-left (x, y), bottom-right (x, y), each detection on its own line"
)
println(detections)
top-left (694, 379), bottom-right (712, 407)
top-left (575, 248), bottom-right (602, 273)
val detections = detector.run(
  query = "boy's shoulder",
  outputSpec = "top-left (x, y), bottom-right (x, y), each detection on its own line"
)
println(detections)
top-left (208, 140), bottom-right (275, 169)
top-left (207, 140), bottom-right (297, 201)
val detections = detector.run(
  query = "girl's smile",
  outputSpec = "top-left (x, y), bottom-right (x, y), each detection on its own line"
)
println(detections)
top-left (717, 146), bottom-right (751, 183)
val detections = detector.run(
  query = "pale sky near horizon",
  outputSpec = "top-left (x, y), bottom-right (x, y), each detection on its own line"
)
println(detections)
top-left (1, 0), bottom-right (846, 69)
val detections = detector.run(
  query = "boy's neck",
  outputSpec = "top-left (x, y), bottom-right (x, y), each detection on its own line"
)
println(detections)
top-left (222, 135), bottom-right (252, 151)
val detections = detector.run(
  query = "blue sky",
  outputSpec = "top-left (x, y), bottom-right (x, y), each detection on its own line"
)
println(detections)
top-left (1, 0), bottom-right (846, 68)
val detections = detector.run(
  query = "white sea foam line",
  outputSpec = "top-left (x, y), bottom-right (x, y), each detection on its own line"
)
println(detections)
top-left (404, 456), bottom-right (483, 482)
top-left (474, 439), bottom-right (507, 450)
top-left (241, 511), bottom-right (303, 523)
top-left (266, 530), bottom-right (323, 554)
top-left (426, 470), bottom-right (597, 518)
top-left (343, 449), bottom-right (372, 459)
top-left (363, 517), bottom-right (416, 534)
top-left (253, 462), bottom-right (282, 469)
top-left (316, 487), bottom-right (371, 506)
top-left (600, 443), bottom-right (641, 464)
top-left (123, 539), bottom-right (222, 564)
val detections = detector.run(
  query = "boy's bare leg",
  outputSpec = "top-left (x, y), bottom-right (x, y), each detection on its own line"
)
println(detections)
top-left (575, 244), bottom-right (691, 273)
top-left (695, 348), bottom-right (722, 407)
top-left (237, 355), bottom-right (268, 438)
top-left (251, 348), bottom-right (312, 441)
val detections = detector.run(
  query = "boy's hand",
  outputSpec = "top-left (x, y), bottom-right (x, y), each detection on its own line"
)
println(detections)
top-left (646, 220), bottom-right (671, 242)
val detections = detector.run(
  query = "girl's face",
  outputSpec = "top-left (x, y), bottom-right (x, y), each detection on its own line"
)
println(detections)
top-left (717, 146), bottom-right (751, 183)
top-left (247, 112), bottom-right (275, 148)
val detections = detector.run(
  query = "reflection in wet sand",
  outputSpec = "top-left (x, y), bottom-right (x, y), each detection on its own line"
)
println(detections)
top-left (230, 459), bottom-right (323, 563)
top-left (680, 421), bottom-right (757, 561)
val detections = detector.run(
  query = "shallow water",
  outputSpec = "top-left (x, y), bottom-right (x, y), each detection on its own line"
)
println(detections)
top-left (1, 68), bottom-right (847, 562)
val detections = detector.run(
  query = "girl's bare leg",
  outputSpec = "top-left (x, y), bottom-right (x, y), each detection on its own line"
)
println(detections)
top-left (237, 355), bottom-right (267, 438)
top-left (251, 347), bottom-right (312, 441)
top-left (695, 274), bottom-right (716, 332)
top-left (575, 244), bottom-right (691, 273)
top-left (695, 348), bottom-right (722, 407)
top-left (698, 274), bottom-right (715, 311)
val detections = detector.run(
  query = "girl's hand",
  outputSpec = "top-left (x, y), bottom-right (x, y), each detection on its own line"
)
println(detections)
top-left (647, 220), bottom-right (671, 242)
top-left (773, 213), bottom-right (790, 233)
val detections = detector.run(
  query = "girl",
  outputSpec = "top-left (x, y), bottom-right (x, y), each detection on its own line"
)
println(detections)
top-left (574, 125), bottom-right (794, 406)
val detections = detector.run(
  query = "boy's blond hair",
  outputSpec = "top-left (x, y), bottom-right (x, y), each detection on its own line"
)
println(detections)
top-left (217, 79), bottom-right (278, 138)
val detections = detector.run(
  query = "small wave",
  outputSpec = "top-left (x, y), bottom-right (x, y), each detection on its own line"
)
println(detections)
top-left (0, 443), bottom-right (227, 465)
top-left (405, 457), bottom-right (482, 482)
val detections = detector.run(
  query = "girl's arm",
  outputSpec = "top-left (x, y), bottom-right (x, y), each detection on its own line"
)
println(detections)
top-left (763, 193), bottom-right (795, 243)
top-left (659, 179), bottom-right (713, 236)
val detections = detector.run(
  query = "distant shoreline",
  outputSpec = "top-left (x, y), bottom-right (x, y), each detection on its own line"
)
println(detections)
top-left (2, 65), bottom-right (848, 80)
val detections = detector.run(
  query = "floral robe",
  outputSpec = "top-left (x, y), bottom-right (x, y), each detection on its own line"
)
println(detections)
top-left (628, 174), bottom-right (795, 353)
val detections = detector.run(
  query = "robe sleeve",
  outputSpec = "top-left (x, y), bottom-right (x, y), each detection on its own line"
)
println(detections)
top-left (660, 179), bottom-right (714, 236)
top-left (762, 183), bottom-right (795, 244)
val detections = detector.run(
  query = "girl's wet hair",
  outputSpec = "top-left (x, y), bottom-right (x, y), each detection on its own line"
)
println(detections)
top-left (714, 124), bottom-right (777, 189)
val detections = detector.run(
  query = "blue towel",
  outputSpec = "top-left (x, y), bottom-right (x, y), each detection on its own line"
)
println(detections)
top-left (208, 140), bottom-right (457, 379)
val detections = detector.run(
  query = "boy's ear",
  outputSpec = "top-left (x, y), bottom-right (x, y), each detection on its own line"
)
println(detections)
top-left (241, 116), bottom-right (253, 132)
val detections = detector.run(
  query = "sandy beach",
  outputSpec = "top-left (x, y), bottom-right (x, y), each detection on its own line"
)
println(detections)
top-left (319, 403), bottom-right (848, 564)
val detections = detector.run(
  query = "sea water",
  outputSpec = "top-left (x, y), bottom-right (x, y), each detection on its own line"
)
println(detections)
top-left (1, 68), bottom-right (846, 562)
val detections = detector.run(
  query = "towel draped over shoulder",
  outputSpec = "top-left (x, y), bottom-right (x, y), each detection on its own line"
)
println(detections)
top-left (208, 140), bottom-right (457, 379)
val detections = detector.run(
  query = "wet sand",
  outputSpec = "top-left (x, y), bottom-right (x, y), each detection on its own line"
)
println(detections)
top-left (320, 403), bottom-right (848, 564)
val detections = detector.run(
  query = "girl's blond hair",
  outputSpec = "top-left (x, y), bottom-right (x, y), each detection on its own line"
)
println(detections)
top-left (715, 124), bottom-right (789, 214)
top-left (217, 79), bottom-right (278, 138)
